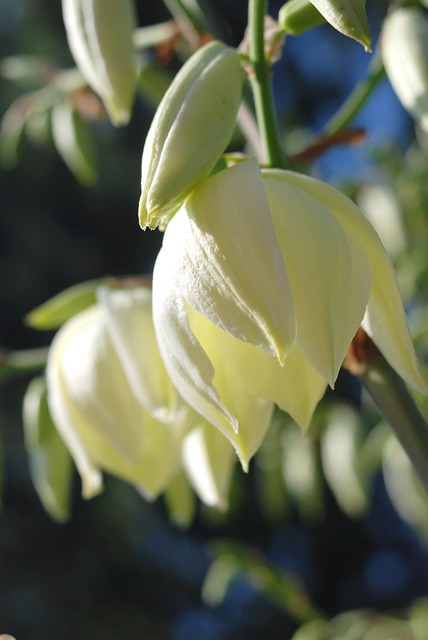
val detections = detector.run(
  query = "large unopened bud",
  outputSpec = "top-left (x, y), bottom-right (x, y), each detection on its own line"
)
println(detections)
top-left (381, 7), bottom-right (428, 133)
top-left (138, 41), bottom-right (244, 230)
top-left (62, 0), bottom-right (137, 126)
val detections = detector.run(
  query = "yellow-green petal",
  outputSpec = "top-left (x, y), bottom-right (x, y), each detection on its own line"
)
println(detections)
top-left (179, 160), bottom-right (296, 363)
top-left (97, 285), bottom-right (179, 420)
top-left (274, 171), bottom-right (428, 394)
top-left (263, 172), bottom-right (371, 386)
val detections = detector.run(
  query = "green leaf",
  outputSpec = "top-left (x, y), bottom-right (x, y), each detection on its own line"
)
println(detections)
top-left (203, 540), bottom-right (323, 623)
top-left (51, 99), bottom-right (97, 185)
top-left (23, 376), bottom-right (74, 522)
top-left (25, 279), bottom-right (102, 330)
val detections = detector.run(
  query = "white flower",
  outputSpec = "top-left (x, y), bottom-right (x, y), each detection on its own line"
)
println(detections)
top-left (47, 286), bottom-right (192, 499)
top-left (152, 159), bottom-right (428, 468)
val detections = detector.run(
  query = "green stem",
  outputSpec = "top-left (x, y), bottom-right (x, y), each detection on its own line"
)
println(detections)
top-left (322, 50), bottom-right (385, 137)
top-left (360, 355), bottom-right (428, 495)
top-left (248, 0), bottom-right (284, 168)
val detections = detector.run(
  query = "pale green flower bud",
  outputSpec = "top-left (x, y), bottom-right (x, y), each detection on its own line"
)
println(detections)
top-left (381, 7), bottom-right (428, 132)
top-left (138, 40), bottom-right (244, 230)
top-left (304, 0), bottom-right (371, 50)
top-left (62, 0), bottom-right (137, 126)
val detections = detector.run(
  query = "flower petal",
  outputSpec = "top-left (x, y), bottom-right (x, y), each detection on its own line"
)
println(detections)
top-left (182, 423), bottom-right (236, 510)
top-left (153, 246), bottom-right (275, 469)
top-left (263, 173), bottom-right (371, 385)
top-left (273, 171), bottom-right (428, 393)
top-left (152, 242), bottom-right (237, 432)
top-left (97, 285), bottom-right (179, 420)
top-left (174, 160), bottom-right (297, 363)
top-left (190, 310), bottom-right (327, 431)
top-left (187, 305), bottom-right (276, 468)
top-left (47, 305), bottom-right (186, 499)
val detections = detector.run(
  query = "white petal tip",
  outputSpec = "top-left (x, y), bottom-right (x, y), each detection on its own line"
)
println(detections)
top-left (81, 470), bottom-right (104, 500)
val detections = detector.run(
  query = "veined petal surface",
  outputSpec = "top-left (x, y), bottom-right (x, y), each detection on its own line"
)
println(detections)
top-left (47, 305), bottom-right (186, 499)
top-left (263, 173), bottom-right (371, 385)
top-left (97, 286), bottom-right (179, 420)
top-left (153, 243), bottom-right (275, 469)
top-left (272, 171), bottom-right (428, 393)
top-left (176, 160), bottom-right (296, 362)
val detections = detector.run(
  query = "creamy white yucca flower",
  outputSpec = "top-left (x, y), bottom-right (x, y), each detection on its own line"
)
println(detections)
top-left (46, 285), bottom-right (236, 508)
top-left (381, 7), bottom-right (428, 133)
top-left (62, 0), bottom-right (137, 126)
top-left (152, 159), bottom-right (428, 469)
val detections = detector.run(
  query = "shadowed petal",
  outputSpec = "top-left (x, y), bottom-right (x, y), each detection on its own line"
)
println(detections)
top-left (263, 173), bottom-right (371, 385)
top-left (178, 160), bottom-right (296, 363)
top-left (182, 423), bottom-right (236, 510)
top-left (273, 170), bottom-right (428, 393)
top-left (98, 286), bottom-right (179, 420)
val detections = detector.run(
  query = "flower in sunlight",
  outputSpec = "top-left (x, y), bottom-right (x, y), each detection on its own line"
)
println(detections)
top-left (152, 159), bottom-right (428, 469)
top-left (46, 285), bottom-right (236, 509)
top-left (138, 40), bottom-right (244, 230)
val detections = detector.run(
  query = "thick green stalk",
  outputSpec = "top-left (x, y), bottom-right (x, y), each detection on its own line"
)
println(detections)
top-left (361, 356), bottom-right (428, 495)
top-left (248, 0), bottom-right (284, 168)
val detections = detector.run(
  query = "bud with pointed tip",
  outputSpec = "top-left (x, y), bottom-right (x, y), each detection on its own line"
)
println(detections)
top-left (138, 40), bottom-right (244, 230)
top-left (279, 0), bottom-right (371, 51)
top-left (381, 7), bottom-right (428, 133)
top-left (62, 0), bottom-right (137, 126)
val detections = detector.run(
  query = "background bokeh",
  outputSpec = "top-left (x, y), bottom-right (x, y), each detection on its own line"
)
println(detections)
top-left (1, 0), bottom-right (428, 638)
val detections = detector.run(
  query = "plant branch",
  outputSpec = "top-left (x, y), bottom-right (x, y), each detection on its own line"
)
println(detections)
top-left (247, 0), bottom-right (284, 168)
top-left (360, 356), bottom-right (428, 495)
top-left (322, 50), bottom-right (385, 137)
top-left (344, 328), bottom-right (428, 495)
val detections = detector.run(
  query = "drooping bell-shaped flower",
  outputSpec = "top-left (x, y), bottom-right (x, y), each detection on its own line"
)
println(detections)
top-left (381, 7), bottom-right (428, 133)
top-left (46, 285), bottom-right (194, 499)
top-left (62, 0), bottom-right (137, 126)
top-left (138, 40), bottom-right (244, 230)
top-left (152, 159), bottom-right (428, 468)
